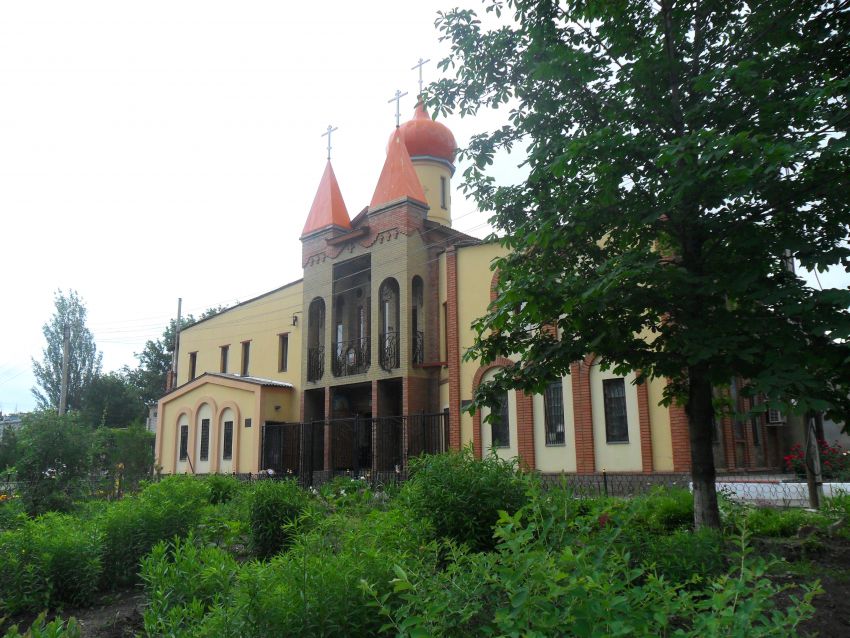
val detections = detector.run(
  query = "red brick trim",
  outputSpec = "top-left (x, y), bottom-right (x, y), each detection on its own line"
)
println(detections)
top-left (446, 246), bottom-right (460, 450)
top-left (446, 247), bottom-right (462, 450)
top-left (636, 379), bottom-right (654, 473)
top-left (490, 270), bottom-right (499, 303)
top-left (668, 394), bottom-right (691, 472)
top-left (515, 390), bottom-right (536, 470)
top-left (571, 361), bottom-right (595, 473)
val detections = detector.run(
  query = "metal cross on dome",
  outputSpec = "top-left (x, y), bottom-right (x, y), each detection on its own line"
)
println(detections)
top-left (412, 57), bottom-right (430, 95)
top-left (321, 125), bottom-right (338, 161)
top-left (388, 89), bottom-right (408, 128)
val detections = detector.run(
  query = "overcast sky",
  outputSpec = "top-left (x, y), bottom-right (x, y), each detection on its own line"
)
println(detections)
top-left (0, 1), bottom-right (511, 413)
top-left (1, 2), bottom-right (847, 414)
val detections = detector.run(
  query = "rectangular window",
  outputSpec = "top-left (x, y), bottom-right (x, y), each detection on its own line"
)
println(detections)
top-left (222, 421), bottom-right (233, 460)
top-left (199, 419), bottom-right (210, 461)
top-left (188, 352), bottom-right (197, 381)
top-left (220, 345), bottom-right (229, 373)
top-left (440, 175), bottom-right (447, 209)
top-left (491, 393), bottom-right (510, 448)
top-left (603, 378), bottom-right (629, 443)
top-left (241, 341), bottom-right (250, 376)
top-left (179, 424), bottom-right (189, 460)
top-left (544, 380), bottom-right (565, 445)
top-left (245, 417), bottom-right (252, 428)
top-left (278, 333), bottom-right (289, 372)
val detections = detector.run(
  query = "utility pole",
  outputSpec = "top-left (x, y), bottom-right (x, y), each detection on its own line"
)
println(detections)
top-left (168, 298), bottom-right (182, 392)
top-left (59, 323), bottom-right (70, 415)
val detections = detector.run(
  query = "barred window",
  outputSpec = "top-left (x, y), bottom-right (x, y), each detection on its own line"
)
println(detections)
top-left (199, 419), bottom-right (210, 461)
top-left (491, 393), bottom-right (510, 448)
top-left (603, 378), bottom-right (628, 443)
top-left (179, 424), bottom-right (188, 460)
top-left (222, 421), bottom-right (233, 460)
top-left (544, 380), bottom-right (565, 445)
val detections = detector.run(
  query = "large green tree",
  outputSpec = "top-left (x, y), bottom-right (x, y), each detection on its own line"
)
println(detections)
top-left (31, 290), bottom-right (103, 412)
top-left (82, 370), bottom-right (146, 427)
top-left (433, 0), bottom-right (850, 527)
top-left (128, 306), bottom-right (227, 405)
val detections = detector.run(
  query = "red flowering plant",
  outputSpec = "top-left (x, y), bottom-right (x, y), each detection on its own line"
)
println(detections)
top-left (784, 440), bottom-right (850, 480)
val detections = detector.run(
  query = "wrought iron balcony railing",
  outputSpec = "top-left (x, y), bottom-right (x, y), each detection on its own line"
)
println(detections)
top-left (379, 331), bottom-right (400, 371)
top-left (412, 330), bottom-right (424, 365)
top-left (332, 338), bottom-right (370, 377)
top-left (307, 345), bottom-right (324, 382)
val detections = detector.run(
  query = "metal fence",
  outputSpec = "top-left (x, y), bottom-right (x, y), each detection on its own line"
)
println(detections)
top-left (261, 413), bottom-right (449, 487)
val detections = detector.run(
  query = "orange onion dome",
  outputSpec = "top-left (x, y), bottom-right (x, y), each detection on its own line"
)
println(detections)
top-left (394, 100), bottom-right (457, 163)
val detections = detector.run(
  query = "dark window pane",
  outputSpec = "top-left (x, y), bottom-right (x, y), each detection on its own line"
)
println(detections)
top-left (223, 421), bottom-right (233, 460)
top-left (241, 342), bottom-right (250, 376)
top-left (200, 419), bottom-right (210, 461)
top-left (491, 393), bottom-right (510, 448)
top-left (179, 424), bottom-right (188, 460)
top-left (603, 378), bottom-right (628, 443)
top-left (279, 334), bottom-right (288, 372)
top-left (544, 380), bottom-right (565, 445)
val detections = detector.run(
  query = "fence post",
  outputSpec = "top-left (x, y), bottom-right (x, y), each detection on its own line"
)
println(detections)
top-left (602, 469), bottom-right (608, 498)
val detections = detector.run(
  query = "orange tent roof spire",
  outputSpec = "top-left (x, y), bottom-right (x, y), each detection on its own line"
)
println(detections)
top-left (301, 161), bottom-right (351, 237)
top-left (370, 129), bottom-right (427, 208)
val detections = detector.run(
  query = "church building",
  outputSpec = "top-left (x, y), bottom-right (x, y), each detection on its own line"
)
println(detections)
top-left (154, 99), bottom-right (783, 481)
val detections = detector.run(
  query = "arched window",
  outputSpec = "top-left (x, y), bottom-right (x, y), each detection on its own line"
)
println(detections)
top-left (307, 297), bottom-right (325, 381)
top-left (491, 392), bottom-right (510, 448)
top-left (379, 278), bottom-right (400, 370)
top-left (411, 276), bottom-right (424, 364)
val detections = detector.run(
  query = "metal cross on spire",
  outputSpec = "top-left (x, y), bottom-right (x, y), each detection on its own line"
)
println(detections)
top-left (321, 125), bottom-right (338, 161)
top-left (411, 57), bottom-right (430, 95)
top-left (388, 89), bottom-right (408, 128)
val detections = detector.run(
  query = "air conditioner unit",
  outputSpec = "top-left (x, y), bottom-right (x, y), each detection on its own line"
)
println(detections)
top-left (767, 408), bottom-right (786, 424)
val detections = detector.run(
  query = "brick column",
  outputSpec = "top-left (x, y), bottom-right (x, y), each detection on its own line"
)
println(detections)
top-left (323, 387), bottom-right (331, 472)
top-left (515, 390), bottom-right (536, 470)
top-left (636, 379), bottom-right (654, 473)
top-left (571, 361), bottom-right (595, 474)
top-left (446, 247), bottom-right (462, 450)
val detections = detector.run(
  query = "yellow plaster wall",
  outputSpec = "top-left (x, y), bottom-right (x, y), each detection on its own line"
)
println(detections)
top-left (648, 376), bottom-right (674, 471)
top-left (590, 367), bottom-right (643, 472)
top-left (177, 281), bottom-right (304, 389)
top-left (261, 387), bottom-right (297, 423)
top-left (413, 159), bottom-right (452, 227)
top-left (456, 242), bottom-right (509, 448)
top-left (532, 375), bottom-right (577, 473)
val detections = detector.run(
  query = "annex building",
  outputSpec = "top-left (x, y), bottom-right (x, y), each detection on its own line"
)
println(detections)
top-left (154, 100), bottom-right (784, 481)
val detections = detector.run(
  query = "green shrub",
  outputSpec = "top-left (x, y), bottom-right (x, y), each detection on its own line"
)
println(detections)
top-left (744, 507), bottom-right (826, 538)
top-left (204, 474), bottom-right (242, 505)
top-left (97, 475), bottom-right (210, 587)
top-left (237, 508), bottom-right (433, 637)
top-left (401, 447), bottom-right (529, 551)
top-left (638, 527), bottom-right (726, 583)
top-left (2, 612), bottom-right (81, 638)
top-left (0, 497), bottom-right (27, 531)
top-left (369, 504), bottom-right (819, 637)
top-left (317, 476), bottom-right (379, 515)
top-left (141, 534), bottom-right (239, 637)
top-left (14, 412), bottom-right (93, 516)
top-left (630, 488), bottom-right (694, 532)
top-left (248, 479), bottom-right (310, 559)
top-left (0, 514), bottom-right (101, 615)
